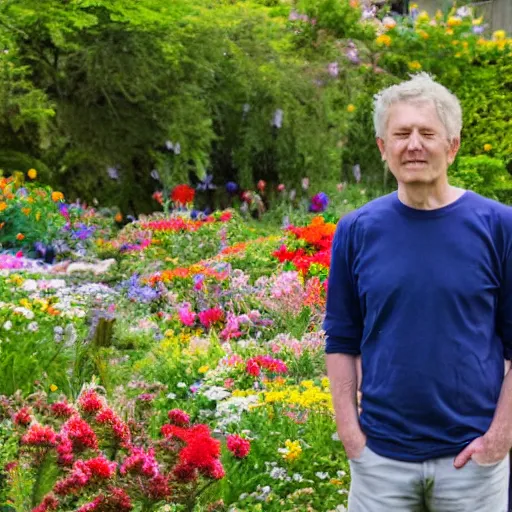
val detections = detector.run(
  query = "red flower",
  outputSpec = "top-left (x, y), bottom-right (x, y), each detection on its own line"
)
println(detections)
top-left (168, 409), bottom-right (190, 427)
top-left (13, 407), bottom-right (32, 426)
top-left (62, 416), bottom-right (98, 452)
top-left (56, 436), bottom-right (74, 465)
top-left (77, 390), bottom-right (104, 414)
top-left (152, 191), bottom-right (163, 205)
top-left (245, 359), bottom-right (261, 377)
top-left (95, 408), bottom-right (131, 447)
top-left (171, 184), bottom-right (195, 206)
top-left (226, 434), bottom-right (251, 458)
top-left (75, 487), bottom-right (132, 512)
top-left (220, 211), bottom-right (232, 222)
top-left (51, 401), bottom-right (76, 418)
top-left (173, 462), bottom-right (197, 482)
top-left (84, 456), bottom-right (117, 479)
top-left (147, 474), bottom-right (172, 499)
top-left (32, 493), bottom-right (59, 512)
top-left (21, 424), bottom-right (57, 447)
top-left (198, 307), bottom-right (225, 329)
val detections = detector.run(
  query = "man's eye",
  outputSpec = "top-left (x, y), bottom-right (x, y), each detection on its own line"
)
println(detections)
top-left (422, 133), bottom-right (435, 137)
top-left (395, 133), bottom-right (409, 138)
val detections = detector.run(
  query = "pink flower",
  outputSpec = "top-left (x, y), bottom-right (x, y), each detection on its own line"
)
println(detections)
top-left (198, 307), bottom-right (224, 329)
top-left (95, 408), bottom-right (131, 447)
top-left (226, 434), bottom-right (251, 458)
top-left (32, 493), bottom-right (59, 512)
top-left (13, 407), bottom-right (32, 426)
top-left (77, 390), bottom-right (104, 414)
top-left (62, 416), bottom-right (98, 452)
top-left (245, 359), bottom-right (261, 377)
top-left (120, 447), bottom-right (159, 478)
top-left (21, 424), bottom-right (57, 447)
top-left (168, 409), bottom-right (190, 427)
top-left (51, 401), bottom-right (76, 418)
top-left (178, 303), bottom-right (196, 326)
top-left (277, 184), bottom-right (285, 192)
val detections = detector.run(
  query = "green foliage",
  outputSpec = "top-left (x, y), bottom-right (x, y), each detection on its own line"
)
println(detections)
top-left (450, 155), bottom-right (512, 201)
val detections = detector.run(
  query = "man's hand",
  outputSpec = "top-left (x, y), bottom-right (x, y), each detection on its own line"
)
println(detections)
top-left (453, 435), bottom-right (509, 469)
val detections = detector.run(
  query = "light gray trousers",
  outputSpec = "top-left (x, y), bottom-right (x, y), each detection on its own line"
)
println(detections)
top-left (348, 446), bottom-right (510, 512)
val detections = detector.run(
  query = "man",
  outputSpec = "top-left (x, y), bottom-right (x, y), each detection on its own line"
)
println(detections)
top-left (323, 73), bottom-right (512, 511)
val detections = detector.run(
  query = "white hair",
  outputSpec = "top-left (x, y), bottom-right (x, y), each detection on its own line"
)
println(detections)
top-left (373, 73), bottom-right (462, 142)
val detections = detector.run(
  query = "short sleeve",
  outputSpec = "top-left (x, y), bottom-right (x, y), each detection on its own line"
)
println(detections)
top-left (323, 215), bottom-right (364, 355)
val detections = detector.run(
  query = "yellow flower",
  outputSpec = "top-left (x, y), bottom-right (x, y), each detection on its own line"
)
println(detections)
top-left (0, 202), bottom-right (7, 211)
top-left (300, 380), bottom-right (315, 389)
top-left (19, 298), bottom-right (31, 309)
top-left (347, 104), bottom-right (356, 113)
top-left (281, 439), bottom-right (302, 462)
top-left (415, 11), bottom-right (430, 23)
top-left (50, 384), bottom-right (58, 392)
top-left (376, 34), bottom-right (392, 47)
top-left (484, 144), bottom-right (493, 152)
top-left (408, 61), bottom-right (422, 70)
top-left (410, 3), bottom-right (418, 8)
top-left (198, 365), bottom-right (209, 374)
top-left (27, 169), bottom-right (37, 180)
top-left (51, 191), bottom-right (64, 202)
top-left (445, 28), bottom-right (454, 36)
top-left (35, 211), bottom-right (41, 221)
top-left (321, 376), bottom-right (330, 388)
top-left (493, 30), bottom-right (506, 41)
top-left (447, 16), bottom-right (462, 27)
top-left (472, 17), bottom-right (483, 26)
top-left (416, 29), bottom-right (429, 40)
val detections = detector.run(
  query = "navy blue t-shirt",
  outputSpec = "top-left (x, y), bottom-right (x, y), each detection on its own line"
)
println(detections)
top-left (323, 191), bottom-right (512, 462)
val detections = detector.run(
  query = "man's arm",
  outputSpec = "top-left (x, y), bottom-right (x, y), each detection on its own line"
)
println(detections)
top-left (327, 353), bottom-right (366, 459)
top-left (454, 369), bottom-right (512, 468)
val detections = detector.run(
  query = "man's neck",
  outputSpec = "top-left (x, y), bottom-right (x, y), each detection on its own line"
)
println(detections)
top-left (397, 182), bottom-right (465, 211)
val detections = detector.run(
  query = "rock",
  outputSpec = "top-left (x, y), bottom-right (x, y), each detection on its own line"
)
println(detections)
top-left (65, 259), bottom-right (116, 275)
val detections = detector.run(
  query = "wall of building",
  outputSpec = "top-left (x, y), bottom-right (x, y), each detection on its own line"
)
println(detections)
top-left (415, 0), bottom-right (512, 33)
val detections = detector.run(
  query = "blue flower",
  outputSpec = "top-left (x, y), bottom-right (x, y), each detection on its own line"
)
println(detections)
top-left (309, 192), bottom-right (329, 213)
top-left (226, 181), bottom-right (238, 194)
top-left (197, 174), bottom-right (216, 191)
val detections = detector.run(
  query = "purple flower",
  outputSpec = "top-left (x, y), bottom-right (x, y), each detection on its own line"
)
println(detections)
top-left (346, 47), bottom-right (360, 65)
top-left (197, 174), bottom-right (216, 191)
top-left (150, 169), bottom-right (161, 181)
top-left (472, 25), bottom-right (486, 35)
top-left (226, 181), bottom-right (238, 194)
top-left (362, 6), bottom-right (376, 20)
top-left (71, 223), bottom-right (96, 240)
top-left (289, 10), bottom-right (300, 21)
top-left (328, 62), bottom-right (339, 77)
top-left (16, 187), bottom-right (28, 197)
top-left (107, 167), bottom-right (119, 180)
top-left (309, 192), bottom-right (329, 213)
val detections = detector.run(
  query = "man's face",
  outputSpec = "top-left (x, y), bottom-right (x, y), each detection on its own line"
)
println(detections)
top-left (376, 101), bottom-right (460, 186)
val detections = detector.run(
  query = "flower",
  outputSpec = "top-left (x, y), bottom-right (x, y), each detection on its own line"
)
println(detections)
top-left (0, 202), bottom-right (6, 211)
top-left (27, 168), bottom-right (37, 180)
top-left (309, 192), bottom-right (329, 213)
top-left (382, 16), bottom-right (396, 29)
top-left (198, 307), bottom-right (224, 329)
top-left (493, 30), bottom-right (506, 41)
top-left (226, 181), bottom-right (238, 194)
top-left (168, 409), bottom-right (191, 427)
top-left (257, 180), bottom-right (266, 192)
top-left (171, 184), bottom-right (195, 206)
top-left (246, 359), bottom-right (261, 377)
top-left (115, 213), bottom-right (123, 223)
top-left (78, 389), bottom-right (104, 413)
top-left (32, 494), bottom-right (59, 512)
top-left (375, 34), bottom-right (392, 46)
top-left (13, 407), bottom-right (32, 426)
top-left (280, 439), bottom-right (302, 462)
top-left (227, 434), bottom-right (251, 458)
top-left (16, 233), bottom-right (25, 241)
top-left (327, 62), bottom-right (339, 77)
top-left (50, 384), bottom-right (58, 392)
top-left (21, 424), bottom-right (58, 447)
top-left (408, 61), bottom-right (422, 71)
top-left (484, 144), bottom-right (493, 152)
top-left (346, 104), bottom-right (356, 113)
top-left (51, 191), bottom-right (64, 202)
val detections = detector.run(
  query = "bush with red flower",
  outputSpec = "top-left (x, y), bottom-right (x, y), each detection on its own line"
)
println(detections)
top-left (2, 387), bottom-right (246, 510)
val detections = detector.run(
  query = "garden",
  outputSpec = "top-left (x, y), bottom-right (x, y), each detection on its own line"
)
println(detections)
top-left (1, 0), bottom-right (512, 510)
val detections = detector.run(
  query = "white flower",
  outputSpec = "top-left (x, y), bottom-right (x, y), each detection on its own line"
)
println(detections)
top-left (27, 322), bottom-right (39, 332)
top-left (21, 279), bottom-right (38, 292)
top-left (293, 473), bottom-right (304, 482)
top-left (166, 392), bottom-right (177, 399)
top-left (177, 382), bottom-right (187, 388)
top-left (315, 471), bottom-right (330, 480)
top-left (203, 386), bottom-right (231, 401)
top-left (269, 467), bottom-right (288, 480)
top-left (3, 320), bottom-right (12, 330)
top-left (332, 431), bottom-right (340, 441)
top-left (14, 307), bottom-right (34, 320)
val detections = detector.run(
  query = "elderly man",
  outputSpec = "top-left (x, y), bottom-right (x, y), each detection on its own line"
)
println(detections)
top-left (324, 73), bottom-right (512, 511)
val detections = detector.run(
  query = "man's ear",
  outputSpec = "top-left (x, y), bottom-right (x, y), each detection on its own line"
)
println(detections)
top-left (376, 137), bottom-right (386, 161)
top-left (447, 137), bottom-right (460, 165)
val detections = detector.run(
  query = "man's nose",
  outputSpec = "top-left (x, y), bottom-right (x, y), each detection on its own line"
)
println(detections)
top-left (407, 131), bottom-right (422, 151)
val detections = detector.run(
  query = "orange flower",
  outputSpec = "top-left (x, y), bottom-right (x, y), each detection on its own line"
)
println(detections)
top-left (51, 191), bottom-right (64, 202)
top-left (16, 233), bottom-right (25, 241)
top-left (27, 169), bottom-right (37, 180)
top-left (0, 202), bottom-right (7, 211)
top-left (0, 222), bottom-right (4, 230)
top-left (115, 213), bottom-right (123, 223)
top-left (21, 207), bottom-right (31, 216)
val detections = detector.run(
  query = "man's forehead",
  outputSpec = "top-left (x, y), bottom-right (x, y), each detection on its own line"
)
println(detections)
top-left (387, 101), bottom-right (443, 128)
